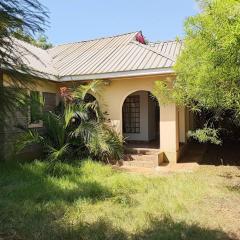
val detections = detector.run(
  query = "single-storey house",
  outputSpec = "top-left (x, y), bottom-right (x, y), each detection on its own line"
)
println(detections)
top-left (2, 31), bottom-right (194, 163)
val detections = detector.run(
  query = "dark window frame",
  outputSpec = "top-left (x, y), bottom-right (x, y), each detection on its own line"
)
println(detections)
top-left (42, 92), bottom-right (57, 113)
top-left (29, 91), bottom-right (42, 125)
top-left (123, 95), bottom-right (140, 134)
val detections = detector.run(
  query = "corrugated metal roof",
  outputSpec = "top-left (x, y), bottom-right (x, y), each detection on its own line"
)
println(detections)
top-left (10, 32), bottom-right (183, 81)
top-left (149, 40), bottom-right (183, 61)
top-left (11, 38), bottom-right (58, 79)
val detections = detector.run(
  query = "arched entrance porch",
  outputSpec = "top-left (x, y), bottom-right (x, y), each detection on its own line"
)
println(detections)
top-left (122, 90), bottom-right (160, 149)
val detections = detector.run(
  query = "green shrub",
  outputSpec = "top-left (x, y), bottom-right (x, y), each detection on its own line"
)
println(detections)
top-left (16, 81), bottom-right (124, 163)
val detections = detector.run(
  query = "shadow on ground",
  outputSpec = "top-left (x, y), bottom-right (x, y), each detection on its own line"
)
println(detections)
top-left (201, 141), bottom-right (240, 166)
top-left (131, 216), bottom-right (233, 240)
top-left (0, 216), bottom-right (233, 240)
top-left (0, 162), bottom-right (113, 240)
top-left (0, 162), bottom-right (237, 240)
top-left (180, 141), bottom-right (240, 166)
top-left (53, 217), bottom-right (234, 240)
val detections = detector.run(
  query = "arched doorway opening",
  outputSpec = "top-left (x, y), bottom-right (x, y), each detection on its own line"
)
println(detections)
top-left (122, 90), bottom-right (160, 148)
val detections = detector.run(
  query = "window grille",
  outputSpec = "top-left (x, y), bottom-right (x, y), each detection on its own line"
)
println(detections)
top-left (123, 95), bottom-right (140, 133)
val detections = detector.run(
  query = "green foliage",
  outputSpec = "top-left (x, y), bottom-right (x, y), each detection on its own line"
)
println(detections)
top-left (152, 81), bottom-right (175, 105)
top-left (0, 160), bottom-right (239, 239)
top-left (29, 91), bottom-right (44, 123)
top-left (16, 130), bottom-right (43, 153)
top-left (153, 0), bottom-right (240, 144)
top-left (0, 0), bottom-right (48, 160)
top-left (31, 35), bottom-right (53, 50)
top-left (173, 0), bottom-right (240, 112)
top-left (72, 80), bottom-right (104, 101)
top-left (13, 30), bottom-right (53, 49)
top-left (188, 125), bottom-right (222, 145)
top-left (154, 0), bottom-right (240, 112)
top-left (0, 0), bottom-right (48, 82)
top-left (16, 81), bottom-right (124, 163)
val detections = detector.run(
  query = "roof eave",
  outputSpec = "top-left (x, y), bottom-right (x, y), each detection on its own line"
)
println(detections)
top-left (32, 71), bottom-right (59, 81)
top-left (59, 67), bottom-right (175, 82)
top-left (1, 65), bottom-right (59, 82)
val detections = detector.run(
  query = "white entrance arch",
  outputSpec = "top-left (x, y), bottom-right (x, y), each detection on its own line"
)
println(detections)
top-left (121, 89), bottom-right (160, 147)
top-left (95, 75), bottom-right (180, 163)
top-left (119, 88), bottom-right (153, 134)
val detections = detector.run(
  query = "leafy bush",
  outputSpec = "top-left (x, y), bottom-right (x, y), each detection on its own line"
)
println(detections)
top-left (16, 81), bottom-right (124, 163)
top-left (188, 125), bottom-right (222, 145)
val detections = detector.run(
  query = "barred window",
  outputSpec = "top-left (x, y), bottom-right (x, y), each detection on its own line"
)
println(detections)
top-left (43, 92), bottom-right (56, 112)
top-left (123, 95), bottom-right (140, 133)
top-left (30, 91), bottom-right (42, 124)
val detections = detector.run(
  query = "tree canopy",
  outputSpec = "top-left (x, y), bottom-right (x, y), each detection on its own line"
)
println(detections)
top-left (13, 30), bottom-right (53, 49)
top-left (0, 0), bottom-right (48, 70)
top-left (0, 0), bottom-right (49, 119)
top-left (153, 0), bottom-right (240, 143)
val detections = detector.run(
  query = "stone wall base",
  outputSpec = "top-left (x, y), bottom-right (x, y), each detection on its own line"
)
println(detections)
top-left (159, 150), bottom-right (180, 164)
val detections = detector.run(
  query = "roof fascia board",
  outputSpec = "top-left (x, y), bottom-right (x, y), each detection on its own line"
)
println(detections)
top-left (59, 68), bottom-right (174, 81)
top-left (1, 65), bottom-right (59, 81)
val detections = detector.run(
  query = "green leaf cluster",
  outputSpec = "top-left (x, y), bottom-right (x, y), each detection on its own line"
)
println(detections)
top-left (16, 81), bottom-right (124, 163)
top-left (175, 0), bottom-right (240, 113)
top-left (153, 0), bottom-right (240, 144)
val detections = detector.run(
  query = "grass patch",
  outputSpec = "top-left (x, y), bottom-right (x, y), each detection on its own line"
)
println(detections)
top-left (0, 160), bottom-right (239, 239)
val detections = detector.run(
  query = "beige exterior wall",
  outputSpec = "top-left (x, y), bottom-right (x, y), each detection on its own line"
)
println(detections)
top-left (102, 75), bottom-right (179, 163)
top-left (3, 74), bottom-right (60, 128)
top-left (3, 73), bottom-right (58, 94)
top-left (148, 94), bottom-right (158, 141)
top-left (160, 104), bottom-right (179, 163)
top-left (59, 74), bottom-right (180, 163)
top-left (2, 73), bottom-right (59, 160)
top-left (3, 72), bottom-right (184, 163)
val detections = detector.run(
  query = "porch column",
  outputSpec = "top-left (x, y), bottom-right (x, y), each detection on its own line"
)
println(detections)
top-left (160, 104), bottom-right (179, 163)
top-left (179, 107), bottom-right (186, 143)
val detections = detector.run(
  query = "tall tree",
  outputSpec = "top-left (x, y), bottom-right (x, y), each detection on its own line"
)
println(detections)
top-left (0, 0), bottom-right (48, 160)
top-left (153, 0), bottom-right (240, 144)
top-left (13, 30), bottom-right (53, 49)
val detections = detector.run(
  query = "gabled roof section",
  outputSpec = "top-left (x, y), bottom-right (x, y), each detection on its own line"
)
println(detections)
top-left (9, 32), bottom-right (183, 81)
top-left (47, 32), bottom-right (139, 77)
top-left (10, 38), bottom-right (58, 80)
top-left (149, 40), bottom-right (183, 61)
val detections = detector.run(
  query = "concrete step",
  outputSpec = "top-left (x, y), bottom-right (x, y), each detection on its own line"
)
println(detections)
top-left (121, 159), bottom-right (157, 168)
top-left (121, 152), bottom-right (162, 168)
top-left (124, 147), bottom-right (160, 155)
top-left (124, 154), bottom-right (159, 162)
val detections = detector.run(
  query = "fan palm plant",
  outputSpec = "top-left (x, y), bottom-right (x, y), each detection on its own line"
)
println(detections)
top-left (16, 80), bottom-right (124, 163)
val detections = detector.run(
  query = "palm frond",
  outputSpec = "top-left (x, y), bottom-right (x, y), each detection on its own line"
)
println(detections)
top-left (16, 129), bottom-right (43, 153)
top-left (87, 123), bottom-right (124, 162)
top-left (64, 103), bottom-right (90, 127)
top-left (46, 143), bottom-right (70, 162)
top-left (43, 111), bottom-right (66, 148)
top-left (102, 127), bottom-right (124, 160)
top-left (14, 80), bottom-right (124, 163)
top-left (64, 105), bottom-right (75, 127)
top-left (70, 121), bottom-right (98, 142)
top-left (85, 100), bottom-right (104, 121)
top-left (72, 80), bottom-right (103, 100)
top-left (0, 86), bottom-right (28, 126)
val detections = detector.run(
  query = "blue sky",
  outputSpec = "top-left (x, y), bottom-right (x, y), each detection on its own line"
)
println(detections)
top-left (40, 0), bottom-right (199, 45)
